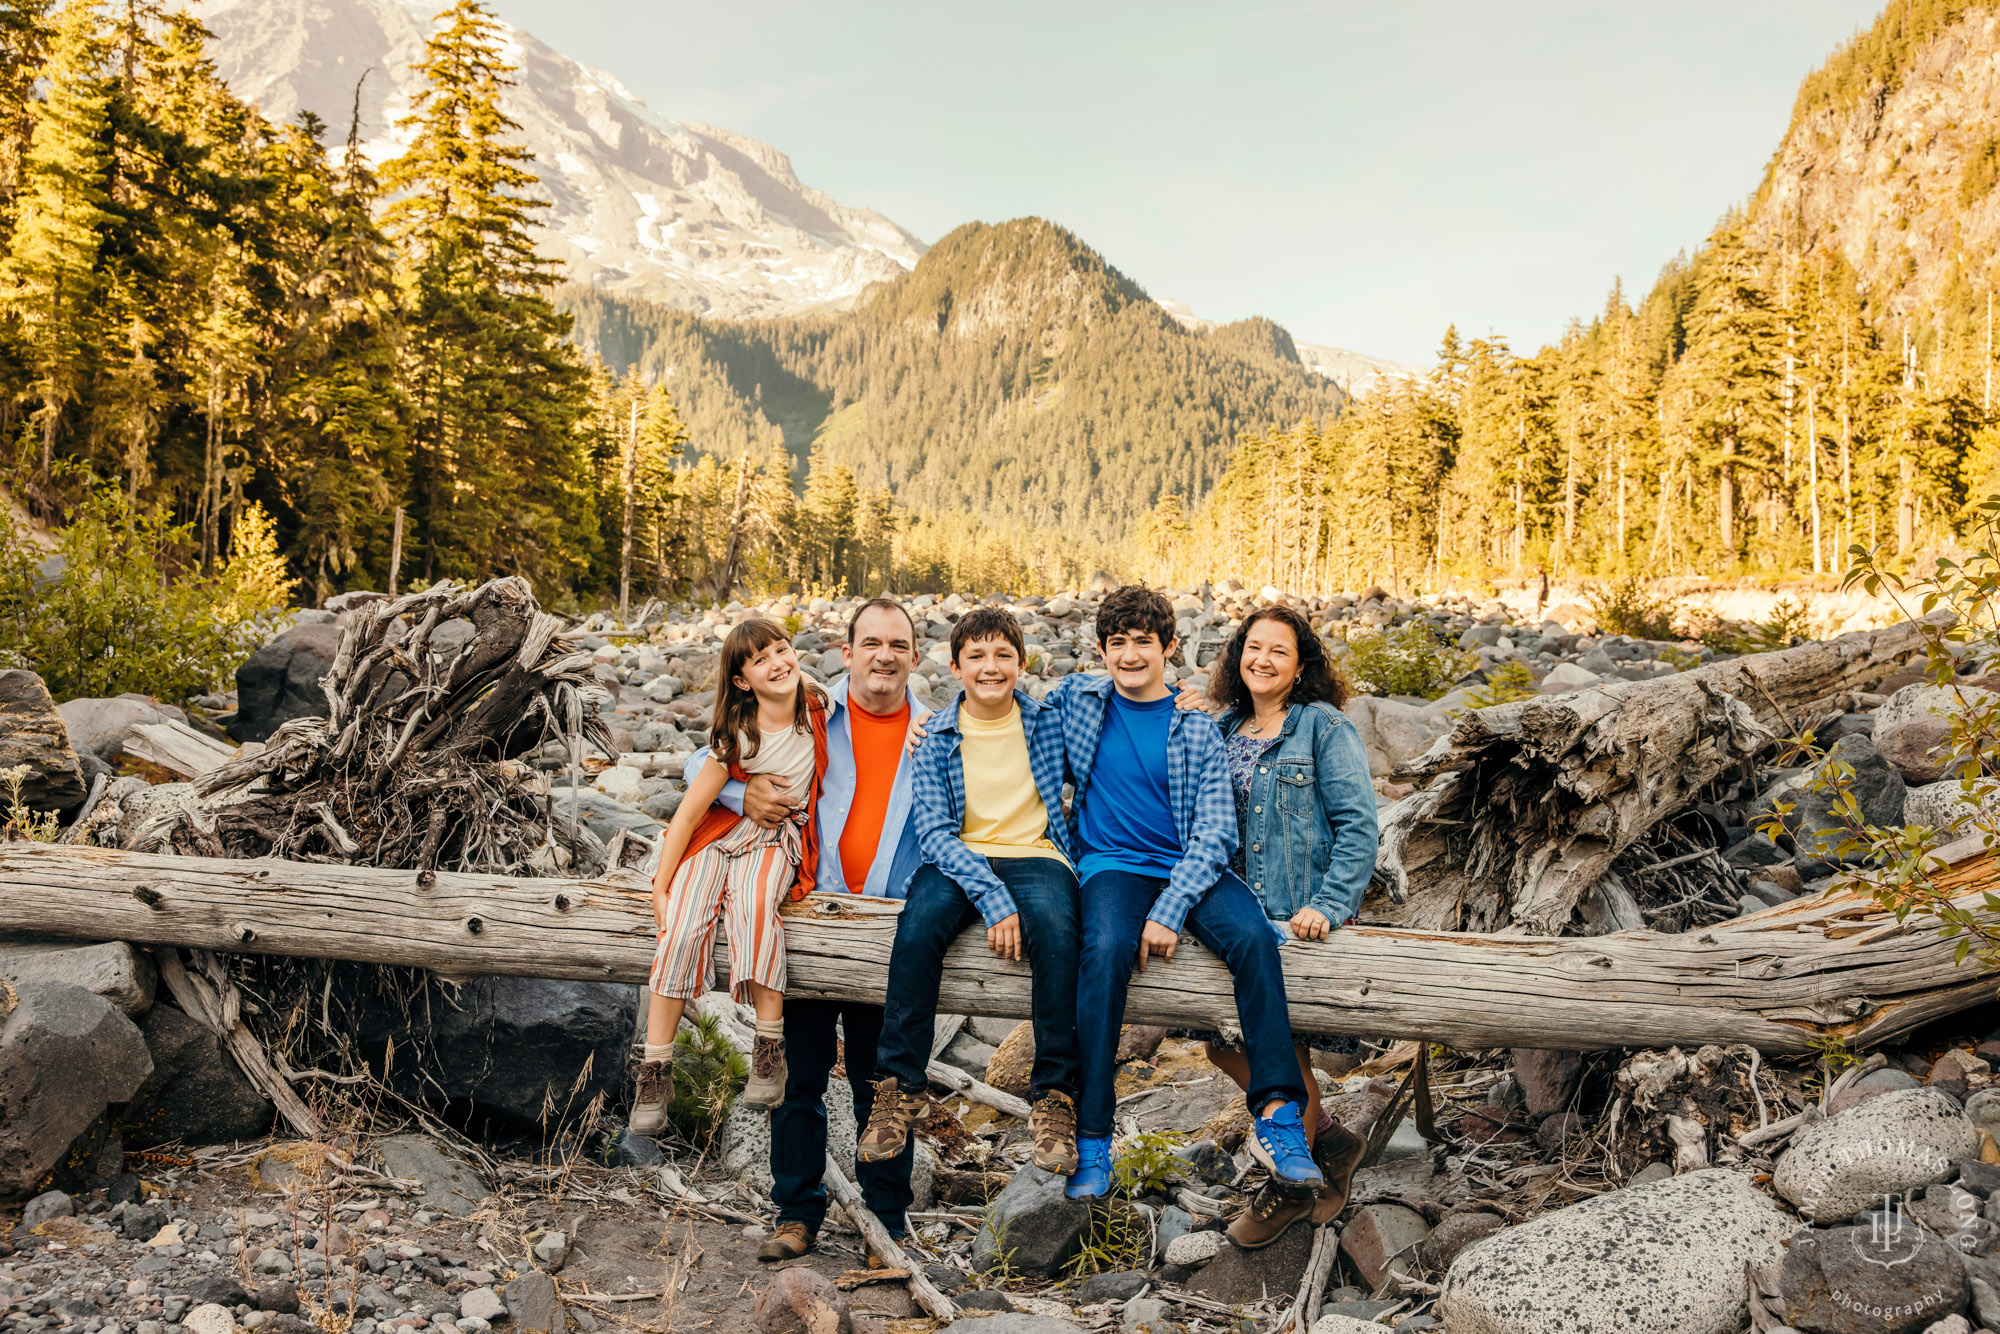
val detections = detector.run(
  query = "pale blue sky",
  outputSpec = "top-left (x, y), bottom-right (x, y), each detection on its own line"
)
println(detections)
top-left (500, 0), bottom-right (1888, 365)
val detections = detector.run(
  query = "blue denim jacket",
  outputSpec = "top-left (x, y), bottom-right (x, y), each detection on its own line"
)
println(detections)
top-left (1216, 700), bottom-right (1378, 924)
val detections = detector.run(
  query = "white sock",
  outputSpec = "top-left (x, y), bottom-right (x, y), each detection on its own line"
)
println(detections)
top-left (755, 1018), bottom-right (784, 1040)
top-left (642, 1042), bottom-right (676, 1063)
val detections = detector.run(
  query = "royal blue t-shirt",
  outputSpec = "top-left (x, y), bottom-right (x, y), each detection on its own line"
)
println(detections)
top-left (1075, 691), bottom-right (1182, 882)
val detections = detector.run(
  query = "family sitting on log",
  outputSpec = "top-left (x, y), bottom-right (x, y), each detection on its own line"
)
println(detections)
top-left (632, 585), bottom-right (1380, 1261)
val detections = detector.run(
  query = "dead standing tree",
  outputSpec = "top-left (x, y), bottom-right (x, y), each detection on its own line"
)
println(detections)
top-left (131, 577), bottom-right (616, 874)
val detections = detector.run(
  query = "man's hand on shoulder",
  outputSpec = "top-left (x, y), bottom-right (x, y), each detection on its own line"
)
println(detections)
top-left (904, 707), bottom-right (933, 757)
top-left (741, 773), bottom-right (796, 829)
top-left (1173, 681), bottom-right (1214, 712)
top-left (1136, 920), bottom-right (1179, 970)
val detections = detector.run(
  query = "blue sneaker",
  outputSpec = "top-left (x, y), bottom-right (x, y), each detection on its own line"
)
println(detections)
top-left (1066, 1135), bottom-right (1112, 1199)
top-left (1248, 1102), bottom-right (1324, 1192)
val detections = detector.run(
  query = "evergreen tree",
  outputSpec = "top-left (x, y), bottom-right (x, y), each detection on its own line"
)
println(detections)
top-left (0, 0), bottom-right (111, 489)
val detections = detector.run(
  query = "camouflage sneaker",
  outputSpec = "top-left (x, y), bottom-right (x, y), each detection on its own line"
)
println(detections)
top-left (1030, 1090), bottom-right (1079, 1174)
top-left (1227, 1180), bottom-right (1315, 1250)
top-left (742, 1034), bottom-right (787, 1109)
top-left (1311, 1121), bottom-right (1367, 1225)
top-left (856, 1077), bottom-right (930, 1163)
top-left (757, 1221), bottom-right (813, 1262)
top-left (628, 1058), bottom-right (672, 1135)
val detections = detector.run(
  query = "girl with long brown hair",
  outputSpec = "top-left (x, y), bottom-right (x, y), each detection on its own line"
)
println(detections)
top-left (629, 618), bottom-right (831, 1133)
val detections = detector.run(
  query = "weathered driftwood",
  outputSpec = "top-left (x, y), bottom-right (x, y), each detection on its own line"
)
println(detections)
top-left (1372, 616), bottom-right (1938, 934)
top-left (136, 578), bottom-right (614, 875)
top-left (123, 720), bottom-right (238, 779)
top-left (3, 842), bottom-right (1996, 1054)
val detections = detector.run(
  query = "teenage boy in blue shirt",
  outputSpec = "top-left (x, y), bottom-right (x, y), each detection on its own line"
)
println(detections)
top-left (1046, 585), bottom-right (1323, 1206)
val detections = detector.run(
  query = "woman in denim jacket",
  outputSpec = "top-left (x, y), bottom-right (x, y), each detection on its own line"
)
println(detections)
top-left (1178, 603), bottom-right (1379, 1248)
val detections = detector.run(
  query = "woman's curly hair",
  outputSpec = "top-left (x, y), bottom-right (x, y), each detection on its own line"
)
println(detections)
top-left (1209, 604), bottom-right (1348, 714)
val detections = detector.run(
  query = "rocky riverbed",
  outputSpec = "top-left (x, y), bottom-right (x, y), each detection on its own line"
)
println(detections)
top-left (5, 578), bottom-right (2000, 1334)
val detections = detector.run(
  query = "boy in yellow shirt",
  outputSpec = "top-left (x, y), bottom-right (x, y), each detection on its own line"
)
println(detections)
top-left (855, 607), bottom-right (1082, 1175)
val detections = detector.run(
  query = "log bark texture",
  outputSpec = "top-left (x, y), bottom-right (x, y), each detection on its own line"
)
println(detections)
top-left (1, 842), bottom-right (1993, 1055)
top-left (1373, 616), bottom-right (1938, 934)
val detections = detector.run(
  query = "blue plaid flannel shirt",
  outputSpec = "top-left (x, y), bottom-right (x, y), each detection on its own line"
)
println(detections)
top-left (1043, 672), bottom-right (1238, 933)
top-left (906, 687), bottom-right (1076, 927)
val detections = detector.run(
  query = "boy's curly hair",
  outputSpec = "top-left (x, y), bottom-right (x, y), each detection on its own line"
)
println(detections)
top-left (1093, 585), bottom-right (1179, 661)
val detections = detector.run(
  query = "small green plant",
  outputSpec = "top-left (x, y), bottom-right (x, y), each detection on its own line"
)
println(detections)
top-left (665, 1011), bottom-right (747, 1145)
top-left (1342, 621), bottom-right (1476, 700)
top-left (782, 613), bottom-right (804, 638)
top-left (1768, 495), bottom-right (2000, 974)
top-left (1808, 1034), bottom-right (1859, 1074)
top-left (974, 1208), bottom-right (1021, 1288)
top-left (0, 765), bottom-right (58, 843)
top-left (1657, 644), bottom-right (1704, 671)
top-left (1586, 577), bottom-right (1677, 640)
top-left (1463, 660), bottom-right (1536, 708)
top-left (1110, 1130), bottom-right (1185, 1197)
top-left (1062, 1200), bottom-right (1151, 1278)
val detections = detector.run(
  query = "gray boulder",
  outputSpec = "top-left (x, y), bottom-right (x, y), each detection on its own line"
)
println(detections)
top-left (0, 670), bottom-right (87, 812)
top-left (1780, 1220), bottom-right (1967, 1333)
top-left (1190, 1216), bottom-right (1317, 1303)
top-left (502, 1270), bottom-right (562, 1334)
top-left (122, 1002), bottom-right (275, 1147)
top-left (1875, 683), bottom-right (1996, 784)
top-left (230, 622), bottom-right (343, 743)
top-left (1436, 1168), bottom-right (1792, 1334)
top-left (349, 974), bottom-right (637, 1128)
top-left (972, 1165), bottom-right (1089, 1277)
top-left (55, 697), bottom-right (169, 764)
top-left (1342, 696), bottom-right (1451, 777)
top-left (0, 941), bottom-right (154, 1016)
top-left (752, 1267), bottom-right (848, 1334)
top-left (1774, 1088), bottom-right (1977, 1222)
top-left (1905, 779), bottom-right (2000, 831)
top-left (553, 786), bottom-right (663, 846)
top-left (1783, 734), bottom-right (1906, 860)
top-left (717, 1085), bottom-right (857, 1192)
top-left (376, 1135), bottom-right (490, 1218)
top-left (0, 980), bottom-right (153, 1199)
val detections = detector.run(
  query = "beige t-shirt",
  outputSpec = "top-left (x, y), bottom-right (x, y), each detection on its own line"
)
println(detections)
top-left (741, 724), bottom-right (815, 797)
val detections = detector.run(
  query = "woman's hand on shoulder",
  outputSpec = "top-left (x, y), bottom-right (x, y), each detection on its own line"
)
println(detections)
top-left (1174, 681), bottom-right (1215, 713)
top-left (1288, 906), bottom-right (1334, 940)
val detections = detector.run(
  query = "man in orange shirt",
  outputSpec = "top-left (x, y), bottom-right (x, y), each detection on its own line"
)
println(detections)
top-left (685, 598), bottom-right (926, 1261)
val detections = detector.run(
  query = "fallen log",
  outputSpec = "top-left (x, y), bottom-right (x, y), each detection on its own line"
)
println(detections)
top-left (2, 842), bottom-right (1995, 1054)
top-left (1373, 615), bottom-right (1939, 934)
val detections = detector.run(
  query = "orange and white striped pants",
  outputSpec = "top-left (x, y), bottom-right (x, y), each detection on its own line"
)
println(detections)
top-left (649, 813), bottom-right (803, 1004)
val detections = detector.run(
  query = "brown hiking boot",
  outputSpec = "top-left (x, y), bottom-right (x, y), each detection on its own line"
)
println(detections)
top-left (1311, 1121), bottom-right (1366, 1225)
top-left (742, 1034), bottom-right (787, 1109)
top-left (1227, 1180), bottom-right (1315, 1250)
top-left (1030, 1090), bottom-right (1079, 1174)
top-left (628, 1058), bottom-right (672, 1136)
top-left (855, 1077), bottom-right (930, 1163)
top-left (757, 1221), bottom-right (813, 1262)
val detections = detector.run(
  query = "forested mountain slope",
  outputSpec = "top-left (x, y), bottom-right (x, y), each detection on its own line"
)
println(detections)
top-left (563, 219), bottom-right (1347, 545)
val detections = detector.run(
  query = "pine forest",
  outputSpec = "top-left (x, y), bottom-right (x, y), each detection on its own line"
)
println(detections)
top-left (6, 0), bottom-right (2000, 605)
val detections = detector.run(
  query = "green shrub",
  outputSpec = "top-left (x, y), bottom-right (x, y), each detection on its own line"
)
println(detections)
top-left (1343, 621), bottom-right (1476, 700)
top-left (1586, 577), bottom-right (1677, 640)
top-left (0, 487), bottom-right (298, 705)
top-left (1110, 1130), bottom-right (1185, 1196)
top-left (1463, 660), bottom-right (1537, 708)
top-left (666, 1010), bottom-right (747, 1145)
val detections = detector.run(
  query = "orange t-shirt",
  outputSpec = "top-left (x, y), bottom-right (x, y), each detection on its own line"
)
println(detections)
top-left (838, 697), bottom-right (911, 893)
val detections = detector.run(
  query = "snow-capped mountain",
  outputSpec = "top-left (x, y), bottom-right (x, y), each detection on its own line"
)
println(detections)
top-left (197, 0), bottom-right (926, 319)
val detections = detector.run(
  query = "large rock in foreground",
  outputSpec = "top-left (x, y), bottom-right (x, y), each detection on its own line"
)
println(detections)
top-left (0, 670), bottom-right (87, 812)
top-left (0, 941), bottom-right (155, 1016)
top-left (1774, 1088), bottom-right (1978, 1222)
top-left (348, 973), bottom-right (635, 1128)
top-left (0, 980), bottom-right (153, 1199)
top-left (1436, 1168), bottom-right (1793, 1334)
top-left (1874, 683), bottom-right (1995, 783)
top-left (972, 1165), bottom-right (1088, 1278)
top-left (122, 1002), bottom-right (275, 1148)
top-left (230, 622), bottom-right (342, 743)
top-left (1780, 1220), bottom-right (1967, 1333)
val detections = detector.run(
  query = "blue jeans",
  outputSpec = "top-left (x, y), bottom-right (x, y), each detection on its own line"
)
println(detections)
top-left (876, 857), bottom-right (1082, 1099)
top-left (1076, 868), bottom-right (1306, 1137)
top-left (770, 999), bottom-right (912, 1236)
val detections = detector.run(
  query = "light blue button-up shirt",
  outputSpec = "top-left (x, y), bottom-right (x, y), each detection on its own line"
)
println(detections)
top-left (684, 674), bottom-right (923, 899)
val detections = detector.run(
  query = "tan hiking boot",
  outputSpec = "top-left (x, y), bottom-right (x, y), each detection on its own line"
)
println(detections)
top-left (757, 1221), bottom-right (813, 1262)
top-left (855, 1077), bottom-right (930, 1163)
top-left (742, 1034), bottom-right (788, 1109)
top-left (1227, 1180), bottom-right (1315, 1250)
top-left (628, 1058), bottom-right (672, 1136)
top-left (1311, 1121), bottom-right (1366, 1225)
top-left (1030, 1090), bottom-right (1079, 1174)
